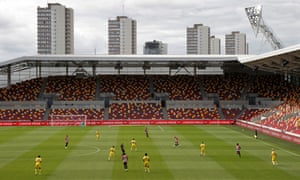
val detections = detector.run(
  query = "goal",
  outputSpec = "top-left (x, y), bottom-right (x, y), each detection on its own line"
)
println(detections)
top-left (50, 114), bottom-right (87, 126)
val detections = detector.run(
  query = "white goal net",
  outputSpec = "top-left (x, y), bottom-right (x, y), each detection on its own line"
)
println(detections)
top-left (50, 114), bottom-right (87, 126)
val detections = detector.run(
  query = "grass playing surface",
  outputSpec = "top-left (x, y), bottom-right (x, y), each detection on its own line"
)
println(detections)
top-left (0, 125), bottom-right (299, 180)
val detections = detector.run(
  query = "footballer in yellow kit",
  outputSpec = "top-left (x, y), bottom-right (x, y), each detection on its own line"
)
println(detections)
top-left (131, 138), bottom-right (137, 151)
top-left (143, 153), bottom-right (150, 173)
top-left (35, 155), bottom-right (42, 175)
top-left (96, 130), bottom-right (100, 141)
top-left (108, 146), bottom-right (115, 160)
top-left (200, 142), bottom-right (206, 156)
top-left (271, 148), bottom-right (278, 165)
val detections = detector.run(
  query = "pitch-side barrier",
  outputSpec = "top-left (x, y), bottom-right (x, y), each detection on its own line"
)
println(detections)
top-left (236, 120), bottom-right (300, 145)
top-left (0, 119), bottom-right (234, 126)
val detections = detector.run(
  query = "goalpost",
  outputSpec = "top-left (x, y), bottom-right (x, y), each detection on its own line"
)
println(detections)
top-left (50, 115), bottom-right (87, 126)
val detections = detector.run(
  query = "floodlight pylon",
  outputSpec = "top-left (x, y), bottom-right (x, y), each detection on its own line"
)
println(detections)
top-left (245, 5), bottom-right (284, 50)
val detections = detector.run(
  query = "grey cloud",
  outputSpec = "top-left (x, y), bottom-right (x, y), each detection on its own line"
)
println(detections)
top-left (0, 0), bottom-right (299, 61)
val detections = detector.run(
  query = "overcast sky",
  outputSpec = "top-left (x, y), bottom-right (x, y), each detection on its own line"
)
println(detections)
top-left (0, 0), bottom-right (299, 61)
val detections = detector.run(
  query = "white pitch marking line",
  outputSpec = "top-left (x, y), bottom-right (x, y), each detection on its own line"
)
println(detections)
top-left (76, 146), bottom-right (100, 156)
top-left (158, 125), bottom-right (164, 132)
top-left (260, 140), bottom-right (300, 157)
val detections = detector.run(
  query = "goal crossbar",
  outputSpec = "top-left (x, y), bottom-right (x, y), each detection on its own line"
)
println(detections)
top-left (50, 114), bottom-right (87, 126)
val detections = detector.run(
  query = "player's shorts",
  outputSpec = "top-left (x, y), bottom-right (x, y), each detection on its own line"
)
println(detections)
top-left (35, 163), bottom-right (41, 169)
top-left (109, 152), bottom-right (114, 157)
top-left (144, 162), bottom-right (149, 168)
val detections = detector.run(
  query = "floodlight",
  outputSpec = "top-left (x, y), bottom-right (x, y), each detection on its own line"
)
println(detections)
top-left (245, 5), bottom-right (283, 50)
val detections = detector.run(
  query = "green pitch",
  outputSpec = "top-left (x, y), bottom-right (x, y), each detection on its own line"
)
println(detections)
top-left (0, 125), bottom-right (299, 180)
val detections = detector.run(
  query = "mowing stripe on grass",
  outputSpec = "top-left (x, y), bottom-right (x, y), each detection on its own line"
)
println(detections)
top-left (227, 126), bottom-right (300, 178)
top-left (112, 126), bottom-right (174, 180)
top-left (0, 126), bottom-right (70, 179)
top-left (47, 126), bottom-right (119, 180)
top-left (0, 127), bottom-right (63, 168)
top-left (1, 125), bottom-right (299, 180)
top-left (200, 125), bottom-right (299, 180)
top-left (169, 125), bottom-right (236, 179)
top-left (259, 139), bottom-right (300, 157)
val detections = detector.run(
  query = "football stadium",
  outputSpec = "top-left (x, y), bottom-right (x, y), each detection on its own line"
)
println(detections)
top-left (1, 46), bottom-right (300, 179)
top-left (1, 3), bottom-right (300, 180)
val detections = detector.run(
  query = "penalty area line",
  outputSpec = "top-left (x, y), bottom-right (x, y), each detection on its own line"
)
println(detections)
top-left (260, 140), bottom-right (300, 157)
